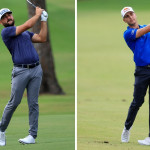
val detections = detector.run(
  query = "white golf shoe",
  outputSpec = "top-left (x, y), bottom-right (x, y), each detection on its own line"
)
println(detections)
top-left (0, 131), bottom-right (6, 146)
top-left (121, 127), bottom-right (130, 142)
top-left (138, 137), bottom-right (150, 145)
top-left (18, 135), bottom-right (35, 144)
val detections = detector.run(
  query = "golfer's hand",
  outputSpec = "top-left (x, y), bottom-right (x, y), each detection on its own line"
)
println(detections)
top-left (41, 11), bottom-right (48, 22)
top-left (36, 7), bottom-right (43, 17)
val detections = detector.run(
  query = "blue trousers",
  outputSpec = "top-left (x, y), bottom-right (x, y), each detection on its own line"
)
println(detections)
top-left (0, 65), bottom-right (43, 138)
top-left (125, 66), bottom-right (150, 136)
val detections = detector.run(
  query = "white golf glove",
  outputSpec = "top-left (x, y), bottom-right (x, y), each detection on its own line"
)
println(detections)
top-left (41, 10), bottom-right (48, 22)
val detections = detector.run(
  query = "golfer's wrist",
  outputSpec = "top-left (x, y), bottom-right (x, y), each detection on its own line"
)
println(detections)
top-left (35, 14), bottom-right (41, 17)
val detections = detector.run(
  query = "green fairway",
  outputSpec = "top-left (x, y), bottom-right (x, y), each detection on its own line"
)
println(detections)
top-left (0, 0), bottom-right (75, 149)
top-left (78, 0), bottom-right (150, 150)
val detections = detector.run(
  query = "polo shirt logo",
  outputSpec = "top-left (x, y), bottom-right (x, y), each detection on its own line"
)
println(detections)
top-left (131, 30), bottom-right (135, 35)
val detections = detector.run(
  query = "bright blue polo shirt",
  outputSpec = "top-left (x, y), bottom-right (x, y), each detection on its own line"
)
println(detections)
top-left (1, 26), bottom-right (39, 64)
top-left (124, 25), bottom-right (150, 66)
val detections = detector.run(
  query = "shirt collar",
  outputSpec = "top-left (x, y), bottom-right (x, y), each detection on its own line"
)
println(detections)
top-left (127, 24), bottom-right (142, 29)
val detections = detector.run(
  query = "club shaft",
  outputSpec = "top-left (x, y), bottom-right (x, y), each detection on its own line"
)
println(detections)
top-left (27, 0), bottom-right (36, 8)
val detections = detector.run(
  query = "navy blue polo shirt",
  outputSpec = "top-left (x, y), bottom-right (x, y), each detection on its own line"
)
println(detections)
top-left (124, 25), bottom-right (150, 66)
top-left (1, 26), bottom-right (39, 64)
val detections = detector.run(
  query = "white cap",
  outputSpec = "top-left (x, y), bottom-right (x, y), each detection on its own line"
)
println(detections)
top-left (121, 7), bottom-right (134, 18)
top-left (0, 8), bottom-right (12, 20)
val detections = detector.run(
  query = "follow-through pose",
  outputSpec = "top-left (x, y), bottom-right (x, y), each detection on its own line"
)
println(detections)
top-left (121, 6), bottom-right (150, 145)
top-left (0, 7), bottom-right (48, 146)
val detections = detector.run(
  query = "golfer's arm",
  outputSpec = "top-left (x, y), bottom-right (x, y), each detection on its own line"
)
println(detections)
top-left (31, 21), bottom-right (47, 43)
top-left (15, 14), bottom-right (41, 36)
top-left (136, 24), bottom-right (150, 38)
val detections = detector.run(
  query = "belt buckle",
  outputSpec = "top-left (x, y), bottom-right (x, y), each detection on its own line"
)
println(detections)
top-left (27, 64), bottom-right (30, 69)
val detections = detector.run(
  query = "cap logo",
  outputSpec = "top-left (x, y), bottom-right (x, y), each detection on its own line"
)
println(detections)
top-left (0, 9), bottom-right (9, 16)
top-left (0, 8), bottom-right (12, 20)
top-left (123, 7), bottom-right (130, 13)
top-left (121, 7), bottom-right (134, 18)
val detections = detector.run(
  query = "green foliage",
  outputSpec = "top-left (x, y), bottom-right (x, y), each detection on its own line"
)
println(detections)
top-left (78, 0), bottom-right (150, 11)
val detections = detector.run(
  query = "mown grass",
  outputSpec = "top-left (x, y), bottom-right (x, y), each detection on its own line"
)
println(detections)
top-left (78, 0), bottom-right (150, 150)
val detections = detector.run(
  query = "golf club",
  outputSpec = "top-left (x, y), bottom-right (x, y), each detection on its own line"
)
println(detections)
top-left (26, 0), bottom-right (48, 17)
top-left (27, 0), bottom-right (36, 8)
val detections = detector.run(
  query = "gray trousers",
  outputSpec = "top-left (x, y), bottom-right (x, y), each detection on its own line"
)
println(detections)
top-left (0, 64), bottom-right (43, 138)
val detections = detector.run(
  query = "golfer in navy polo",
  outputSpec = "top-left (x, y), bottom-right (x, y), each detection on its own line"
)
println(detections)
top-left (0, 7), bottom-right (48, 146)
top-left (121, 7), bottom-right (150, 145)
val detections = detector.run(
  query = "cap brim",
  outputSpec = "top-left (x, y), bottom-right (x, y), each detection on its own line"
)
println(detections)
top-left (0, 11), bottom-right (12, 20)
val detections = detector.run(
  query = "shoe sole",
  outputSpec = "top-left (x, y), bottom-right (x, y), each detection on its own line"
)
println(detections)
top-left (18, 140), bottom-right (26, 145)
top-left (18, 140), bottom-right (35, 144)
top-left (121, 141), bottom-right (129, 143)
top-left (138, 141), bottom-right (150, 145)
top-left (0, 140), bottom-right (6, 146)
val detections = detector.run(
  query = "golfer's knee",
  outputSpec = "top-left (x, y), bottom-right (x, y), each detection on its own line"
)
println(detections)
top-left (29, 103), bottom-right (39, 111)
top-left (131, 99), bottom-right (144, 109)
top-left (7, 100), bottom-right (21, 109)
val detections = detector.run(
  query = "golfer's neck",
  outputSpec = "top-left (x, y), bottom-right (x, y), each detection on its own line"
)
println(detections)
top-left (129, 22), bottom-right (139, 29)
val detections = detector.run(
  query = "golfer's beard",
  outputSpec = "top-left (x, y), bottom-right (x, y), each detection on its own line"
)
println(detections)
top-left (128, 20), bottom-right (136, 27)
top-left (127, 23), bottom-right (136, 27)
top-left (3, 19), bottom-right (15, 27)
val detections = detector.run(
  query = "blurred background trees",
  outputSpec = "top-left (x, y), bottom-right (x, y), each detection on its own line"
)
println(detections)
top-left (27, 0), bottom-right (64, 94)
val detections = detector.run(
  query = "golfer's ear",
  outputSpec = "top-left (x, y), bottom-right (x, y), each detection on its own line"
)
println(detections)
top-left (0, 20), bottom-right (2, 24)
top-left (123, 18), bottom-right (126, 23)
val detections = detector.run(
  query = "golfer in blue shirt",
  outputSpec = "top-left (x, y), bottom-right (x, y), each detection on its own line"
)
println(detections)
top-left (121, 6), bottom-right (150, 145)
top-left (0, 7), bottom-right (48, 146)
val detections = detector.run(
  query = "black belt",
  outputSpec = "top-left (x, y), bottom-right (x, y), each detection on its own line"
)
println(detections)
top-left (138, 65), bottom-right (150, 69)
top-left (145, 65), bottom-right (150, 68)
top-left (14, 62), bottom-right (40, 69)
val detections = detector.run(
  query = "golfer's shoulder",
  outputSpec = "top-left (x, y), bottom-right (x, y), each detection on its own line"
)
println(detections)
top-left (1, 28), bottom-right (7, 37)
top-left (123, 27), bottom-right (137, 41)
top-left (123, 28), bottom-right (132, 38)
top-left (124, 26), bottom-right (135, 33)
top-left (1, 26), bottom-right (16, 38)
top-left (140, 24), bottom-right (147, 28)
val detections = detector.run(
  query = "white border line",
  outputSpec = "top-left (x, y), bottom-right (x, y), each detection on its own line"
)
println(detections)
top-left (75, 0), bottom-right (77, 149)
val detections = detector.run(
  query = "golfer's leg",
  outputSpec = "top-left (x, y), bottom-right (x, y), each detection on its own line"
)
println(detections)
top-left (125, 67), bottom-right (149, 130)
top-left (149, 88), bottom-right (150, 137)
top-left (0, 67), bottom-right (29, 131)
top-left (27, 65), bottom-right (42, 138)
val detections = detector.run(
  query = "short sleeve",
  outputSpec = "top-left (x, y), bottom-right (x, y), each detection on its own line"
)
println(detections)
top-left (124, 28), bottom-right (137, 42)
top-left (26, 31), bottom-right (34, 39)
top-left (1, 26), bottom-right (16, 40)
